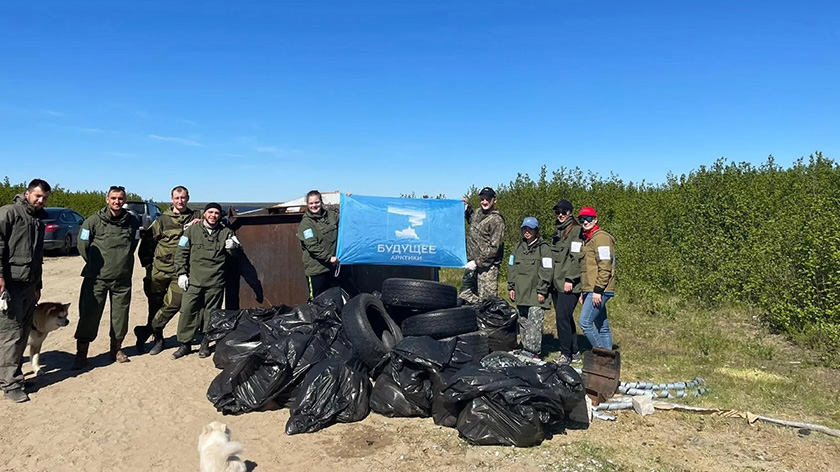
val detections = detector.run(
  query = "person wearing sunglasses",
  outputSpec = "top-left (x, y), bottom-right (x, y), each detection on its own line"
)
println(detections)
top-left (507, 217), bottom-right (552, 356)
top-left (459, 187), bottom-right (506, 304)
top-left (73, 185), bottom-right (141, 369)
top-left (549, 199), bottom-right (583, 364)
top-left (577, 206), bottom-right (616, 350)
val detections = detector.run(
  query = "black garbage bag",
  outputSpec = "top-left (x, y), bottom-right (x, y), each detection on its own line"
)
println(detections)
top-left (211, 311), bottom-right (272, 369)
top-left (440, 363), bottom-right (586, 447)
top-left (213, 339), bottom-right (262, 370)
top-left (457, 396), bottom-right (544, 447)
top-left (369, 336), bottom-right (481, 419)
top-left (206, 305), bottom-right (292, 342)
top-left (285, 357), bottom-right (371, 435)
top-left (207, 345), bottom-right (292, 415)
top-left (312, 286), bottom-right (350, 315)
top-left (208, 316), bottom-right (348, 415)
top-left (474, 297), bottom-right (518, 352)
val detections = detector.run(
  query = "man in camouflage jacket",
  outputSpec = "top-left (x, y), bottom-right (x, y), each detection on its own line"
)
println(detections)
top-left (460, 187), bottom-right (505, 304)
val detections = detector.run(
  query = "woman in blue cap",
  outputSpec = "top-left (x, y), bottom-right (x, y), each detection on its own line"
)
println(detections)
top-left (507, 216), bottom-right (553, 356)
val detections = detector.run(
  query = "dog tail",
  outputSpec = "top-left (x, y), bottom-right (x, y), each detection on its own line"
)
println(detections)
top-left (221, 441), bottom-right (244, 458)
top-left (208, 441), bottom-right (246, 472)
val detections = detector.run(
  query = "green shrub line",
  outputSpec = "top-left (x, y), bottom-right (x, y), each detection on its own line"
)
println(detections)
top-left (5, 152), bottom-right (839, 357)
top-left (0, 177), bottom-right (145, 218)
top-left (464, 152), bottom-right (840, 359)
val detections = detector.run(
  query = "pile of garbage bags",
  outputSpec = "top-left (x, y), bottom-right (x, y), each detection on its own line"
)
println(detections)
top-left (204, 288), bottom-right (586, 446)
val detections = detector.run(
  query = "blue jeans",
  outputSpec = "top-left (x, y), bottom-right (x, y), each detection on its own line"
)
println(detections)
top-left (579, 292), bottom-right (613, 350)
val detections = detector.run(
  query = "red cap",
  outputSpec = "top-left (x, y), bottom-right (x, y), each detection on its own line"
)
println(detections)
top-left (578, 206), bottom-right (597, 217)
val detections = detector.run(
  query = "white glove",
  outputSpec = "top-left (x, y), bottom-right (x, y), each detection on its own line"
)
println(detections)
top-left (464, 260), bottom-right (477, 271)
top-left (224, 235), bottom-right (240, 250)
top-left (0, 291), bottom-right (8, 313)
top-left (178, 274), bottom-right (189, 291)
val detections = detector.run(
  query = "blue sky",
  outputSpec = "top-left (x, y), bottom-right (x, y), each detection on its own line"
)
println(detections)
top-left (1, 1), bottom-right (838, 203)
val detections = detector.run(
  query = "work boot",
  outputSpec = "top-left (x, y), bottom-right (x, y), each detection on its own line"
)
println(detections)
top-left (148, 329), bottom-right (165, 356)
top-left (134, 325), bottom-right (153, 354)
top-left (172, 343), bottom-right (192, 359)
top-left (198, 337), bottom-right (211, 359)
top-left (71, 341), bottom-right (89, 370)
top-left (110, 338), bottom-right (131, 363)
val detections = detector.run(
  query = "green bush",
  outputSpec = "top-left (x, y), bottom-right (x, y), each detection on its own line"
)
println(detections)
top-left (467, 153), bottom-right (840, 354)
top-left (0, 177), bottom-right (145, 217)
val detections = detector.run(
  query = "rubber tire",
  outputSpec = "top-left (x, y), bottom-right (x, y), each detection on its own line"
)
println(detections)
top-left (440, 331), bottom-right (490, 357)
top-left (400, 306), bottom-right (478, 339)
top-left (341, 293), bottom-right (403, 370)
top-left (381, 278), bottom-right (457, 312)
top-left (61, 234), bottom-right (72, 256)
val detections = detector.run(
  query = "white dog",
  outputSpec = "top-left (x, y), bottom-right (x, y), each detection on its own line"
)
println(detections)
top-left (198, 421), bottom-right (246, 472)
top-left (28, 302), bottom-right (71, 376)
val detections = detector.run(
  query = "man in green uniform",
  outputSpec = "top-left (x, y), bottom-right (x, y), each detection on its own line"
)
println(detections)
top-left (297, 190), bottom-right (339, 299)
top-left (73, 185), bottom-right (141, 369)
top-left (173, 202), bottom-right (241, 359)
top-left (134, 186), bottom-right (202, 355)
top-left (0, 179), bottom-right (50, 403)
top-left (460, 187), bottom-right (506, 304)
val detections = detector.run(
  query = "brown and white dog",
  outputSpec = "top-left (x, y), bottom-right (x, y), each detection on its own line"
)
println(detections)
top-left (28, 302), bottom-right (71, 376)
top-left (198, 421), bottom-right (246, 472)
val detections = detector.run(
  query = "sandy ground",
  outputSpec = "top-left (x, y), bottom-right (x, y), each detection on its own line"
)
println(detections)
top-left (1, 255), bottom-right (839, 472)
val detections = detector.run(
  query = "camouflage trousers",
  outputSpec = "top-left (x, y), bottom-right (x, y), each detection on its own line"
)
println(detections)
top-left (459, 265), bottom-right (499, 304)
top-left (517, 305), bottom-right (546, 356)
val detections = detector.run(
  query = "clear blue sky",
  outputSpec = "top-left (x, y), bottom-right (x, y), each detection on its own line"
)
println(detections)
top-left (1, 1), bottom-right (838, 203)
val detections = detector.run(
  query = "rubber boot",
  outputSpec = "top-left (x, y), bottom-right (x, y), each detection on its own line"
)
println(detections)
top-left (71, 341), bottom-right (89, 370)
top-left (110, 338), bottom-right (131, 363)
top-left (172, 343), bottom-right (192, 359)
top-left (148, 329), bottom-right (165, 356)
top-left (198, 337), bottom-right (211, 359)
top-left (134, 325), bottom-right (152, 354)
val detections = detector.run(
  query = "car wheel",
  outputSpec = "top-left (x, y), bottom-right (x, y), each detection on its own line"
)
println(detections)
top-left (341, 294), bottom-right (403, 370)
top-left (380, 278), bottom-right (458, 312)
top-left (400, 306), bottom-right (478, 339)
top-left (62, 234), bottom-right (72, 256)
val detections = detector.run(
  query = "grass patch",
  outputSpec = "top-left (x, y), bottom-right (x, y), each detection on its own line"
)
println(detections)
top-left (438, 268), bottom-right (840, 430)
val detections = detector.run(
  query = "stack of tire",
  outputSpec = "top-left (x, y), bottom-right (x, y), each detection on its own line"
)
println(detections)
top-left (380, 278), bottom-right (490, 357)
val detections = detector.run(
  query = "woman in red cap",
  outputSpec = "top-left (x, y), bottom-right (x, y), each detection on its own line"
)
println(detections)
top-left (577, 206), bottom-right (616, 350)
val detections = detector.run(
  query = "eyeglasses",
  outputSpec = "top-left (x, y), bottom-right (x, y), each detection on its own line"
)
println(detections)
top-left (555, 210), bottom-right (570, 216)
top-left (109, 185), bottom-right (125, 192)
top-left (578, 216), bottom-right (595, 223)
top-left (479, 196), bottom-right (493, 202)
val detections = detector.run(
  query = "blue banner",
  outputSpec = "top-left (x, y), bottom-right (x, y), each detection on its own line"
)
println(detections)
top-left (336, 194), bottom-right (467, 267)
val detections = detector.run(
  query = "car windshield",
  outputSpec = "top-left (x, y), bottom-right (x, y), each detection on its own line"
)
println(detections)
top-left (125, 202), bottom-right (147, 215)
top-left (44, 208), bottom-right (64, 219)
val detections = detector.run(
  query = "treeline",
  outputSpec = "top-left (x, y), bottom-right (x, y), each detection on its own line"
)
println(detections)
top-left (467, 152), bottom-right (840, 355)
top-left (0, 177), bottom-right (144, 217)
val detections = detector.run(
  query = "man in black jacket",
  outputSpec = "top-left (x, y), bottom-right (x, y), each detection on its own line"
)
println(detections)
top-left (0, 179), bottom-right (51, 403)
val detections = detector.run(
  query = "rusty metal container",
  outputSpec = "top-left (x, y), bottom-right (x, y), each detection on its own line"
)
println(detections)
top-left (224, 205), bottom-right (437, 309)
top-left (581, 347), bottom-right (621, 404)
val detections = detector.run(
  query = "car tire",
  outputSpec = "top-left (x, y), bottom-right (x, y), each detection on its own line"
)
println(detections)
top-left (440, 331), bottom-right (490, 357)
top-left (381, 278), bottom-right (457, 312)
top-left (62, 234), bottom-right (72, 256)
top-left (341, 294), bottom-right (403, 370)
top-left (400, 306), bottom-right (478, 339)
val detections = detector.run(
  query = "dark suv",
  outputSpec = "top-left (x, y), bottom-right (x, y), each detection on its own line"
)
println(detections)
top-left (124, 201), bottom-right (162, 229)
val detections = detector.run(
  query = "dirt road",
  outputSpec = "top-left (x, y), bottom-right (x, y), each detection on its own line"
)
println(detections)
top-left (0, 256), bottom-right (837, 472)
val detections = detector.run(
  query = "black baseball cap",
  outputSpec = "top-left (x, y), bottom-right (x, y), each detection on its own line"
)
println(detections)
top-left (553, 199), bottom-right (573, 214)
top-left (478, 187), bottom-right (496, 199)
